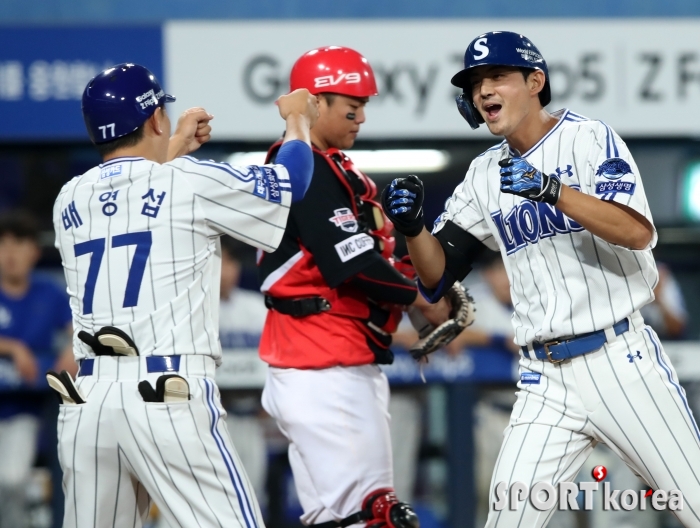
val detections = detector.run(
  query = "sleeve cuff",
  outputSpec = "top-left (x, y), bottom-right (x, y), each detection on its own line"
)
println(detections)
top-left (417, 274), bottom-right (447, 304)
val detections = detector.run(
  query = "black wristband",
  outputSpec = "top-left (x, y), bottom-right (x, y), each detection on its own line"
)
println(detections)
top-left (539, 175), bottom-right (562, 206)
top-left (392, 211), bottom-right (425, 238)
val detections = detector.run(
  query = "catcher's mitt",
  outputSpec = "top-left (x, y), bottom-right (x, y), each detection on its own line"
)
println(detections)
top-left (407, 282), bottom-right (475, 360)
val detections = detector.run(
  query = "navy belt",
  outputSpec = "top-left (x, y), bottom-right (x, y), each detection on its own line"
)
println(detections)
top-left (522, 319), bottom-right (629, 363)
top-left (78, 355), bottom-right (181, 377)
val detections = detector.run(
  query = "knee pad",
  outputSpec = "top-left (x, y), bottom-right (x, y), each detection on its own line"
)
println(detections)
top-left (363, 488), bottom-right (420, 528)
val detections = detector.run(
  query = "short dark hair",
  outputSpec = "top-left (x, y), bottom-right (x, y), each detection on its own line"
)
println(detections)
top-left (94, 124), bottom-right (145, 158)
top-left (320, 93), bottom-right (338, 106)
top-left (519, 67), bottom-right (534, 81)
top-left (320, 93), bottom-right (369, 106)
top-left (0, 210), bottom-right (40, 242)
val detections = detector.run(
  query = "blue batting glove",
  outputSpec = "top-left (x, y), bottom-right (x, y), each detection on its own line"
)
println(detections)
top-left (499, 157), bottom-right (561, 205)
top-left (381, 175), bottom-right (426, 237)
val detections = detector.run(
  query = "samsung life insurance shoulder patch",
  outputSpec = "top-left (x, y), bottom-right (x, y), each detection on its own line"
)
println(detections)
top-left (335, 233), bottom-right (374, 262)
top-left (328, 208), bottom-right (359, 233)
top-left (595, 157), bottom-right (636, 196)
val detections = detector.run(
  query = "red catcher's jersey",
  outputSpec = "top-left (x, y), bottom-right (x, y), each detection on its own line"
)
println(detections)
top-left (258, 147), bottom-right (392, 369)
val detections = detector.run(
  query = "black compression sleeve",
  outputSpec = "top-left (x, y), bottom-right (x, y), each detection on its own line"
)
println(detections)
top-left (347, 253), bottom-right (418, 305)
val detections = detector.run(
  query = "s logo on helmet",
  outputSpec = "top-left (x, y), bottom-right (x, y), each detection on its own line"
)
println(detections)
top-left (314, 73), bottom-right (362, 88)
top-left (473, 38), bottom-right (489, 60)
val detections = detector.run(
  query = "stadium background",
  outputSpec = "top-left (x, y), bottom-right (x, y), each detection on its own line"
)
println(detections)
top-left (1, 2), bottom-right (700, 528)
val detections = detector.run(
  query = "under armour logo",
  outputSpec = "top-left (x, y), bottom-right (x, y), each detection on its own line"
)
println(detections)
top-left (554, 165), bottom-right (574, 178)
top-left (627, 351), bottom-right (642, 362)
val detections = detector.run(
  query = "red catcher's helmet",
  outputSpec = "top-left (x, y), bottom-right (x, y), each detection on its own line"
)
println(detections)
top-left (290, 46), bottom-right (378, 98)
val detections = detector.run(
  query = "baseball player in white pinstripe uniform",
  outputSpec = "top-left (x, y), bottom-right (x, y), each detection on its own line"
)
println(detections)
top-left (382, 32), bottom-right (700, 527)
top-left (51, 63), bottom-right (318, 527)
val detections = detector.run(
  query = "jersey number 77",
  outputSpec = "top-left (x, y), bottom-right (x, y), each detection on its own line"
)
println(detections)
top-left (73, 230), bottom-right (152, 315)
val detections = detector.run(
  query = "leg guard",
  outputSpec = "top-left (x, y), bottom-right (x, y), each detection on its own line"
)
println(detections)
top-left (363, 488), bottom-right (420, 528)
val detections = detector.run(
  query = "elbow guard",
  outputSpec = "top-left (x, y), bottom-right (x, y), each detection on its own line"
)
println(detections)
top-left (435, 220), bottom-right (487, 281)
top-left (420, 220), bottom-right (487, 302)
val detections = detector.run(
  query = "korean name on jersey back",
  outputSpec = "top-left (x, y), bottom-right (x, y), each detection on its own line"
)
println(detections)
top-left (491, 199), bottom-right (584, 255)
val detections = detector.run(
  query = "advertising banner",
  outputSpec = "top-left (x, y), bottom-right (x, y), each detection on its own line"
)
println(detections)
top-left (165, 19), bottom-right (700, 139)
top-left (0, 26), bottom-right (163, 140)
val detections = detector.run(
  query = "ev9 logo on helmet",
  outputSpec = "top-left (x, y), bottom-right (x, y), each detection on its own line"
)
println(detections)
top-left (472, 38), bottom-right (490, 60)
top-left (314, 73), bottom-right (362, 89)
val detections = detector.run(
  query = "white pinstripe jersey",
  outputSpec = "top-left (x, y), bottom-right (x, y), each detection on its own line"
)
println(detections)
top-left (53, 155), bottom-right (292, 363)
top-left (434, 109), bottom-right (659, 346)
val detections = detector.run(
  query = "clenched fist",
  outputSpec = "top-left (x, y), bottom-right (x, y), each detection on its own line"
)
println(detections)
top-left (277, 89), bottom-right (320, 129)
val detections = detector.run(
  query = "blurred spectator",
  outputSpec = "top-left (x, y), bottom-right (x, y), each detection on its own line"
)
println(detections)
top-left (218, 237), bottom-right (270, 508)
top-left (0, 210), bottom-right (75, 528)
top-left (640, 262), bottom-right (688, 340)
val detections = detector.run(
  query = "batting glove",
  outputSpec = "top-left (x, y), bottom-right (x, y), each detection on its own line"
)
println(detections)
top-left (499, 157), bottom-right (562, 206)
top-left (381, 175), bottom-right (425, 238)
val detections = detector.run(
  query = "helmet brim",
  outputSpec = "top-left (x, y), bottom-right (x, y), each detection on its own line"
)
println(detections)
top-left (450, 69), bottom-right (472, 89)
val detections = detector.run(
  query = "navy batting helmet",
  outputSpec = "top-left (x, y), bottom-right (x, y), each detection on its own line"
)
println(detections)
top-left (451, 31), bottom-right (551, 130)
top-left (82, 63), bottom-right (175, 144)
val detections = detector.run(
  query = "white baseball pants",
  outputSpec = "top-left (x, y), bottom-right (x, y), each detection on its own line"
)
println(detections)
top-left (486, 315), bottom-right (700, 528)
top-left (262, 364), bottom-right (393, 526)
top-left (58, 355), bottom-right (264, 528)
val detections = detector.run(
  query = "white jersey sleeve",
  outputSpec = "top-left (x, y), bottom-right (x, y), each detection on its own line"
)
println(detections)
top-left (432, 157), bottom-right (499, 251)
top-left (578, 122), bottom-right (657, 248)
top-left (169, 156), bottom-right (293, 252)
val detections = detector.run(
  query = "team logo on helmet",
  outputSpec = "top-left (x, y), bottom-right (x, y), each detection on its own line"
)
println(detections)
top-left (314, 73), bottom-right (362, 89)
top-left (472, 38), bottom-right (490, 60)
top-left (328, 208), bottom-right (359, 232)
top-left (595, 158), bottom-right (633, 180)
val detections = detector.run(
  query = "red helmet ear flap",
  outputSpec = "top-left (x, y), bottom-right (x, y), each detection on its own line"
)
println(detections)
top-left (290, 46), bottom-right (378, 98)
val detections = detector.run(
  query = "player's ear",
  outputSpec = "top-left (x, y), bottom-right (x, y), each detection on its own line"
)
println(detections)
top-left (528, 70), bottom-right (545, 98)
top-left (149, 107), bottom-right (167, 136)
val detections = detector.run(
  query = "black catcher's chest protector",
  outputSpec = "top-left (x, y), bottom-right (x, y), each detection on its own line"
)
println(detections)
top-left (266, 141), bottom-right (395, 259)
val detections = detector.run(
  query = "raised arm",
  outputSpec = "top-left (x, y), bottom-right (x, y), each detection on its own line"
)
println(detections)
top-left (268, 89), bottom-right (320, 202)
top-left (276, 88), bottom-right (319, 146)
top-left (382, 175), bottom-right (488, 302)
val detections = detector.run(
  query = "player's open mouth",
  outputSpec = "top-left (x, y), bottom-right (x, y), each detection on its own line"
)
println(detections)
top-left (484, 103), bottom-right (502, 120)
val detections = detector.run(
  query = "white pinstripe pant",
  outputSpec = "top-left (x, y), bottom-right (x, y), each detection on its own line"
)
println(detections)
top-left (58, 356), bottom-right (263, 528)
top-left (486, 316), bottom-right (700, 528)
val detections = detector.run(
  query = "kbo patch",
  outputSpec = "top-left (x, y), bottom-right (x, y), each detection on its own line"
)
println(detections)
top-left (328, 208), bottom-right (358, 233)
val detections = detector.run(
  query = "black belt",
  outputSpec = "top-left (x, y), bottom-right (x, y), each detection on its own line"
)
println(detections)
top-left (522, 318), bottom-right (629, 363)
top-left (264, 295), bottom-right (331, 317)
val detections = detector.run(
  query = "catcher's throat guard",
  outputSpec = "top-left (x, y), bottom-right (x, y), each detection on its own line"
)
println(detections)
top-left (408, 281), bottom-right (476, 360)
